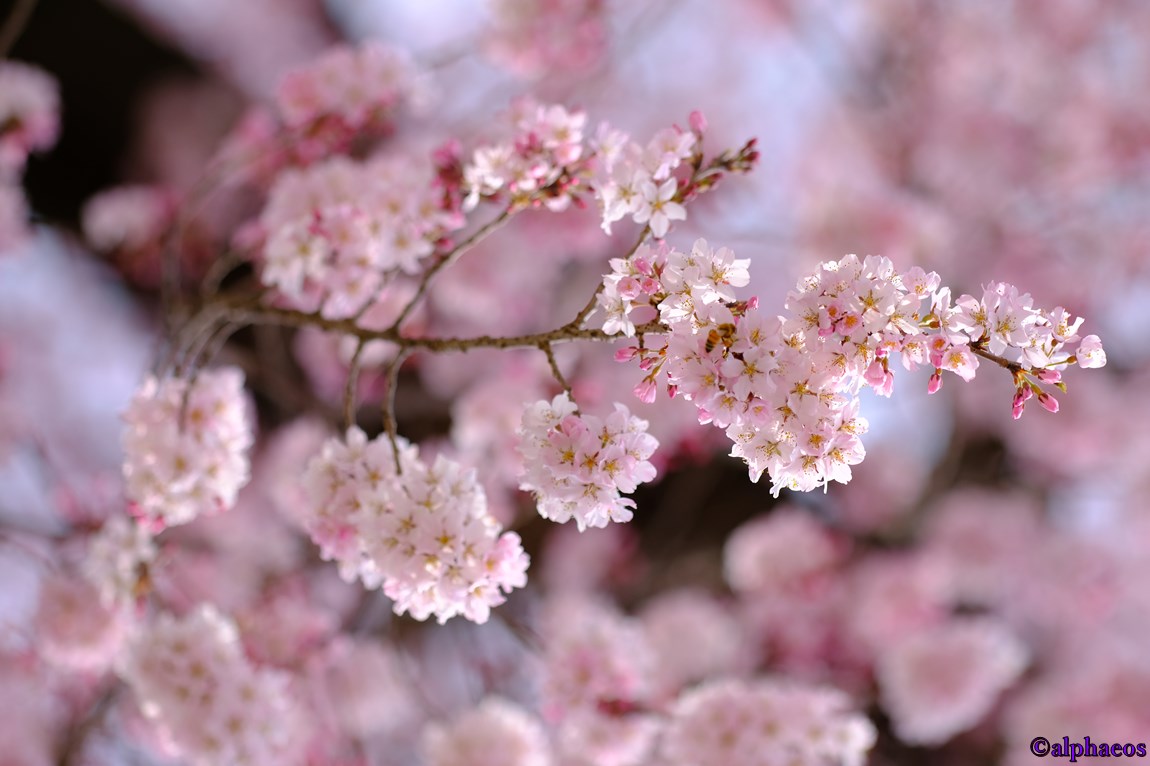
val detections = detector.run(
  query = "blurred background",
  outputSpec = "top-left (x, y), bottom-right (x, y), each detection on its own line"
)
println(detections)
top-left (2, 1), bottom-right (1150, 764)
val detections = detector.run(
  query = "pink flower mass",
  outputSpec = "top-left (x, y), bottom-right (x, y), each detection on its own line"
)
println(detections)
top-left (1, 1), bottom-right (1146, 764)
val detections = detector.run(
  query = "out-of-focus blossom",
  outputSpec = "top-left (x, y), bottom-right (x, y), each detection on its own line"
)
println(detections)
top-left (0, 61), bottom-right (60, 175)
top-left (121, 367), bottom-right (254, 531)
top-left (877, 617), bottom-right (1028, 745)
top-left (422, 696), bottom-right (552, 766)
top-left (118, 604), bottom-right (307, 765)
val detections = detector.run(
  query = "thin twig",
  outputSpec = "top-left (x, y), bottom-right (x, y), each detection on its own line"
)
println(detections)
top-left (57, 681), bottom-right (119, 766)
top-left (571, 225), bottom-right (652, 328)
top-left (969, 344), bottom-right (1023, 374)
top-left (199, 250), bottom-right (245, 300)
top-left (390, 206), bottom-right (516, 330)
top-left (239, 303), bottom-right (664, 353)
top-left (540, 341), bottom-right (573, 397)
top-left (343, 339), bottom-right (368, 431)
top-left (382, 349), bottom-right (410, 474)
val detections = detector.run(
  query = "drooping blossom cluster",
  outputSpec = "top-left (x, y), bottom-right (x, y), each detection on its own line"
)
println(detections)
top-left (540, 595), bottom-right (653, 720)
top-left (82, 185), bottom-right (177, 253)
top-left (716, 500), bottom-right (1047, 753)
top-left (602, 242), bottom-right (1107, 493)
top-left (260, 153), bottom-right (463, 318)
top-left (267, 41), bottom-right (425, 167)
top-left (81, 184), bottom-right (183, 285)
top-left (421, 696), bottom-right (552, 766)
top-left (518, 393), bottom-right (658, 531)
top-left (0, 61), bottom-right (59, 249)
top-left (32, 572), bottom-right (130, 671)
top-left (301, 427), bottom-right (529, 623)
top-left (877, 617), bottom-right (1029, 745)
top-left (484, 0), bottom-right (608, 79)
top-left (660, 678), bottom-right (876, 766)
top-left (121, 367), bottom-right (253, 530)
top-left (0, 60), bottom-right (60, 175)
top-left (118, 604), bottom-right (305, 766)
top-left (84, 514), bottom-right (158, 608)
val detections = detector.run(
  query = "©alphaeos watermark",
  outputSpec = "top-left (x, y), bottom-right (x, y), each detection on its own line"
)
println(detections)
top-left (1031, 736), bottom-right (1148, 761)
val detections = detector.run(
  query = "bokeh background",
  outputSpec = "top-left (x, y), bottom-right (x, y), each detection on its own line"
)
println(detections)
top-left (2, 1), bottom-right (1149, 764)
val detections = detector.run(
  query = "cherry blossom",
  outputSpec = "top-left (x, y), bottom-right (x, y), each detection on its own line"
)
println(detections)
top-left (422, 696), bottom-right (552, 766)
top-left (118, 604), bottom-right (306, 766)
top-left (121, 367), bottom-right (254, 531)
top-left (877, 617), bottom-right (1028, 745)
top-left (301, 427), bottom-right (529, 623)
top-left (518, 393), bottom-right (659, 531)
top-left (660, 678), bottom-right (875, 766)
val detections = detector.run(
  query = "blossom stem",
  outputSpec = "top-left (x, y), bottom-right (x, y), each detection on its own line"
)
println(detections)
top-left (343, 339), bottom-right (368, 431)
top-left (968, 344), bottom-right (1024, 374)
top-left (540, 341), bottom-right (573, 398)
top-left (382, 348), bottom-right (409, 475)
top-left (238, 302), bottom-right (664, 352)
top-left (390, 205), bottom-right (515, 331)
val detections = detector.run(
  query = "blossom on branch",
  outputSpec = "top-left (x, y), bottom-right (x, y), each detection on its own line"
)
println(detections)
top-left (122, 367), bottom-right (254, 531)
top-left (118, 605), bottom-right (306, 766)
top-left (518, 393), bottom-right (658, 531)
top-left (302, 427), bottom-right (529, 624)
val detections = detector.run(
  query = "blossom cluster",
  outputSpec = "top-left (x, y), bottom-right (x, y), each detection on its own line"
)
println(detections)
top-left (484, 0), bottom-right (608, 78)
top-left (84, 514), bottom-right (158, 608)
top-left (0, 60), bottom-right (59, 249)
top-left (122, 367), bottom-right (254, 530)
top-left (660, 678), bottom-right (876, 766)
top-left (593, 120), bottom-right (698, 238)
top-left (80, 184), bottom-right (183, 285)
top-left (602, 242), bottom-right (1107, 494)
top-left (460, 99), bottom-right (725, 241)
top-left (273, 41), bottom-right (425, 165)
top-left (878, 617), bottom-right (1029, 745)
top-left (461, 99), bottom-right (591, 212)
top-left (720, 504), bottom-right (1035, 747)
top-left (422, 696), bottom-right (552, 766)
top-left (301, 427), bottom-right (529, 623)
top-left (118, 604), bottom-right (305, 766)
top-left (518, 393), bottom-right (658, 531)
top-left (0, 60), bottom-right (59, 175)
top-left (260, 153), bottom-right (463, 318)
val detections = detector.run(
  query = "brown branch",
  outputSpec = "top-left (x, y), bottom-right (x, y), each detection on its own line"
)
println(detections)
top-left (237, 303), bottom-right (663, 353)
top-left (382, 349), bottom-right (410, 475)
top-left (343, 339), bottom-right (368, 431)
top-left (969, 344), bottom-right (1024, 374)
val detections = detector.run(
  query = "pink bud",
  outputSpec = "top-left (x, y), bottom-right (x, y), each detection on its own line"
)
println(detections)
top-left (1012, 389), bottom-right (1027, 419)
top-left (689, 110), bottom-right (708, 135)
top-left (1035, 369), bottom-right (1062, 383)
top-left (614, 347), bottom-right (639, 362)
top-left (927, 371), bottom-right (943, 394)
top-left (633, 378), bottom-right (657, 404)
top-left (638, 356), bottom-right (655, 371)
top-left (747, 296), bottom-right (760, 310)
top-left (667, 384), bottom-right (678, 399)
top-left (1037, 391), bottom-right (1060, 413)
